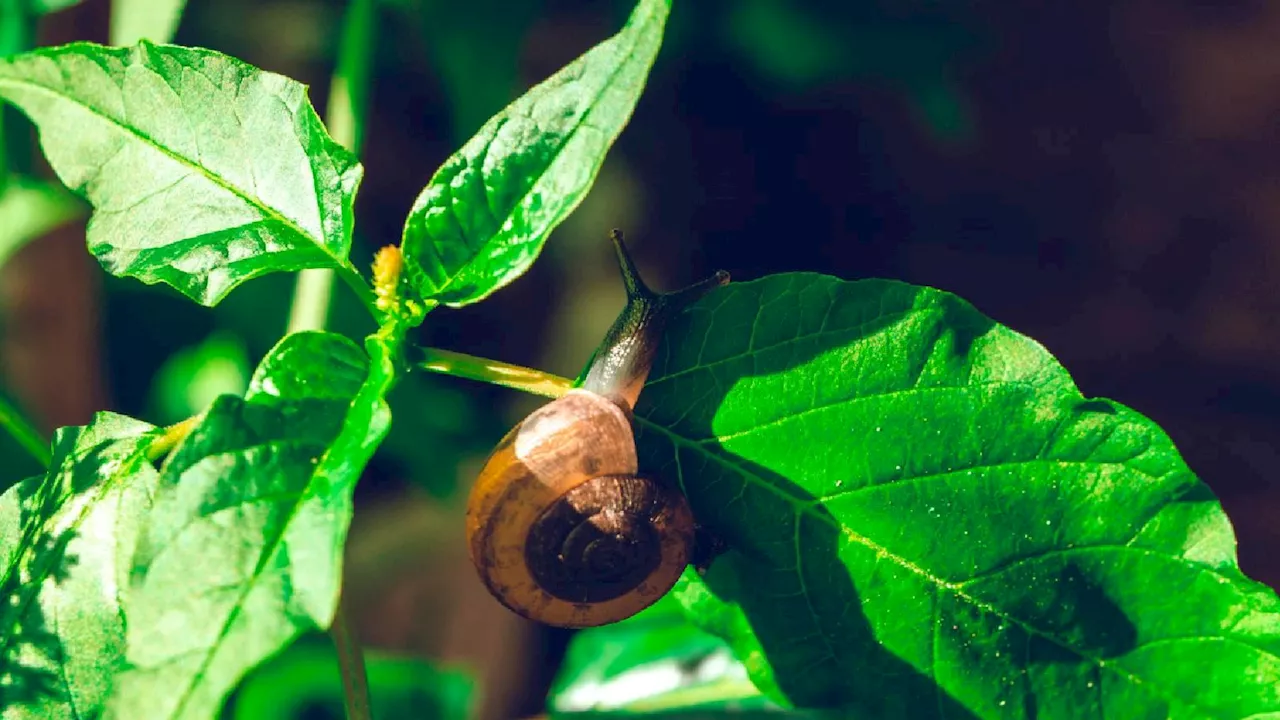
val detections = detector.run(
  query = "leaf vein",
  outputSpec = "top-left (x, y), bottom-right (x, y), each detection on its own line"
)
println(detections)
top-left (648, 307), bottom-right (916, 387)
top-left (0, 68), bottom-right (347, 270)
top-left (639, 417), bottom-right (1239, 716)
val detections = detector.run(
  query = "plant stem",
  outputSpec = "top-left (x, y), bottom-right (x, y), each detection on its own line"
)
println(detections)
top-left (286, 0), bottom-right (378, 335)
top-left (286, 268), bottom-right (336, 333)
top-left (0, 395), bottom-right (49, 468)
top-left (328, 0), bottom-right (374, 160)
top-left (286, 0), bottom-right (379, 717)
top-left (414, 347), bottom-right (574, 399)
top-left (331, 593), bottom-right (372, 720)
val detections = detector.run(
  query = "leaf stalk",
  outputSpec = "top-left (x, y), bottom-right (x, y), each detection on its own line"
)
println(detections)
top-left (413, 346), bottom-right (574, 399)
top-left (146, 414), bottom-right (201, 463)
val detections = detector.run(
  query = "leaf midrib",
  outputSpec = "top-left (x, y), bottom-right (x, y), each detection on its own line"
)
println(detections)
top-left (0, 69), bottom-right (351, 271)
top-left (636, 416), bottom-right (1236, 716)
top-left (162, 441), bottom-right (322, 718)
top-left (161, 352), bottom-right (384, 718)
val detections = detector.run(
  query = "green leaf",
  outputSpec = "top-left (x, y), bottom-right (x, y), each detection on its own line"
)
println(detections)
top-left (550, 594), bottom-right (776, 715)
top-left (228, 634), bottom-right (475, 720)
top-left (105, 330), bottom-right (393, 719)
top-left (400, 0), bottom-right (669, 307)
top-left (109, 0), bottom-right (187, 46)
top-left (0, 176), bottom-right (83, 269)
top-left (0, 41), bottom-right (364, 306)
top-left (0, 412), bottom-right (163, 719)
top-left (634, 273), bottom-right (1280, 717)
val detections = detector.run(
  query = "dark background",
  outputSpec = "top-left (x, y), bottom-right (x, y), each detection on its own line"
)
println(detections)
top-left (3, 0), bottom-right (1279, 717)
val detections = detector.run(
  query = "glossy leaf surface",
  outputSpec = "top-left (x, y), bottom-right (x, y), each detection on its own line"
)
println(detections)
top-left (400, 0), bottom-right (669, 306)
top-left (105, 330), bottom-right (391, 719)
top-left (634, 273), bottom-right (1280, 717)
top-left (0, 413), bottom-right (162, 719)
top-left (551, 594), bottom-right (776, 715)
top-left (0, 42), bottom-right (363, 306)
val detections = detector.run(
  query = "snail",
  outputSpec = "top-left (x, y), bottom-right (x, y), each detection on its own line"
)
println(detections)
top-left (465, 230), bottom-right (729, 628)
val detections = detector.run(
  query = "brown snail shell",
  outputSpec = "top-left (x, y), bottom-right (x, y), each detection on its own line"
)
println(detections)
top-left (463, 230), bottom-right (728, 628)
top-left (465, 389), bottom-right (695, 627)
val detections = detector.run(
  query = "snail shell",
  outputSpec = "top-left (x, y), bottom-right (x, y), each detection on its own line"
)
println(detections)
top-left (464, 229), bottom-right (727, 628)
top-left (466, 389), bottom-right (694, 627)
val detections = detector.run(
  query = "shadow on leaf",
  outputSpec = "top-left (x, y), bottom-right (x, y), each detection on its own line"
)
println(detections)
top-left (635, 275), bottom-right (1142, 716)
top-left (1, 422), bottom-right (151, 718)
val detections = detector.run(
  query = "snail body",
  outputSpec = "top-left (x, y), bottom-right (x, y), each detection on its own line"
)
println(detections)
top-left (465, 230), bottom-right (729, 628)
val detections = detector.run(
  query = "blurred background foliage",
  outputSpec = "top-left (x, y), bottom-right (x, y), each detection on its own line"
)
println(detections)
top-left (4, 0), bottom-right (1280, 717)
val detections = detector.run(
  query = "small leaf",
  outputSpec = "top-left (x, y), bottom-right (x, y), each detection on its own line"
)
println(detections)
top-left (110, 0), bottom-right (187, 46)
top-left (0, 176), bottom-right (84, 270)
top-left (0, 42), bottom-right (364, 306)
top-left (0, 412), bottom-right (163, 719)
top-left (550, 593), bottom-right (776, 715)
top-left (106, 330), bottom-right (393, 719)
top-left (635, 273), bottom-right (1280, 717)
top-left (400, 0), bottom-right (670, 307)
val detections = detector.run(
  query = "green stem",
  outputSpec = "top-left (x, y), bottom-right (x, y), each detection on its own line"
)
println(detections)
top-left (331, 593), bottom-right (372, 720)
top-left (286, 268), bottom-right (336, 333)
top-left (285, 0), bottom-right (380, 716)
top-left (286, 0), bottom-right (378, 334)
top-left (413, 346), bottom-right (574, 399)
top-left (0, 395), bottom-right (49, 468)
top-left (328, 0), bottom-right (374, 159)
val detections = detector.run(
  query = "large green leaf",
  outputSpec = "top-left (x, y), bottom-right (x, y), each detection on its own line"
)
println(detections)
top-left (0, 412), bottom-right (163, 719)
top-left (400, 0), bottom-right (669, 307)
top-left (0, 42), bottom-right (363, 306)
top-left (105, 330), bottom-right (393, 719)
top-left (633, 273), bottom-right (1280, 717)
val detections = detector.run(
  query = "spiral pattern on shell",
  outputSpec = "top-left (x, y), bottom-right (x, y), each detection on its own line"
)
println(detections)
top-left (525, 474), bottom-right (687, 604)
top-left (465, 389), bottom-right (695, 628)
